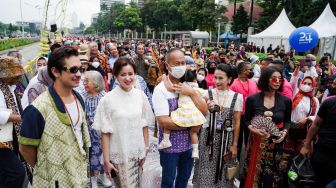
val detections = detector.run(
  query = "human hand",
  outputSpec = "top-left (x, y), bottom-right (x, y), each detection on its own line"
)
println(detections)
top-left (300, 145), bottom-right (310, 156)
top-left (230, 145), bottom-right (238, 158)
top-left (9, 114), bottom-right (22, 123)
top-left (206, 100), bottom-right (215, 111)
top-left (272, 130), bottom-right (287, 143)
top-left (173, 83), bottom-right (195, 96)
top-left (297, 118), bottom-right (307, 127)
top-left (248, 125), bottom-right (270, 138)
top-left (103, 161), bottom-right (118, 181)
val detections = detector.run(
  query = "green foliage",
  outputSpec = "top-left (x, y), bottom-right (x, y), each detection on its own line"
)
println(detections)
top-left (0, 38), bottom-right (36, 51)
top-left (114, 2), bottom-right (142, 31)
top-left (179, 0), bottom-right (226, 31)
top-left (84, 26), bottom-right (95, 35)
top-left (231, 5), bottom-right (249, 34)
top-left (256, 0), bottom-right (336, 31)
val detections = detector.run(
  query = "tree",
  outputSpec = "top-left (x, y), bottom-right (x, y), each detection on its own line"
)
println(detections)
top-left (231, 5), bottom-right (249, 35)
top-left (114, 1), bottom-right (142, 32)
top-left (179, 0), bottom-right (226, 31)
top-left (84, 26), bottom-right (95, 34)
top-left (100, 3), bottom-right (108, 11)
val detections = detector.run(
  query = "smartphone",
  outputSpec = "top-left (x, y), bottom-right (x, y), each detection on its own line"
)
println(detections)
top-left (110, 169), bottom-right (117, 178)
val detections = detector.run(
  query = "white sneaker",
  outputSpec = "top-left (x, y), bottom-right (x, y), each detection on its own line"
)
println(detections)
top-left (97, 173), bottom-right (113, 187)
top-left (158, 140), bottom-right (172, 149)
top-left (91, 177), bottom-right (99, 188)
top-left (192, 148), bottom-right (199, 159)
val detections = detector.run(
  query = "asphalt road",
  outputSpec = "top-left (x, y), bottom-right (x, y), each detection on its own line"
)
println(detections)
top-left (0, 42), bottom-right (40, 64)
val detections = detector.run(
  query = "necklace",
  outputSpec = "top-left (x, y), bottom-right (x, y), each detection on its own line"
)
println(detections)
top-left (216, 89), bottom-right (229, 115)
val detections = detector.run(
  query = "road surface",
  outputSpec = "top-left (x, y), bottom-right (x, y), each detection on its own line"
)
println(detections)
top-left (0, 42), bottom-right (40, 64)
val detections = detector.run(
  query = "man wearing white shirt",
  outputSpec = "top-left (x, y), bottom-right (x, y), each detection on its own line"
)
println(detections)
top-left (0, 56), bottom-right (26, 188)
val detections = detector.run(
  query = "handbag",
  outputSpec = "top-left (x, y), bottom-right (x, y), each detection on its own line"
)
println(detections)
top-left (0, 109), bottom-right (13, 142)
top-left (226, 157), bottom-right (240, 181)
top-left (288, 155), bottom-right (315, 186)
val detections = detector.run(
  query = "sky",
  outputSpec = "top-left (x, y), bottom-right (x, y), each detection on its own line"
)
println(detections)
top-left (0, 0), bottom-right (101, 28)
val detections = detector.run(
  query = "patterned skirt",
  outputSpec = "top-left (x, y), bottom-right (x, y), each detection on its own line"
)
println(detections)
top-left (88, 125), bottom-right (103, 176)
top-left (193, 127), bottom-right (234, 188)
top-left (113, 158), bottom-right (142, 188)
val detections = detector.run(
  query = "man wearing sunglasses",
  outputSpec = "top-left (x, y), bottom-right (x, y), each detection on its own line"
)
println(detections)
top-left (19, 46), bottom-right (91, 187)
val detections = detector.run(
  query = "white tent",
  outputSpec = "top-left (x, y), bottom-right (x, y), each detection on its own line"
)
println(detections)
top-left (248, 9), bottom-right (296, 51)
top-left (309, 4), bottom-right (336, 60)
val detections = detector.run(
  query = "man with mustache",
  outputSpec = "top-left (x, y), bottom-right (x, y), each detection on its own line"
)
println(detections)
top-left (19, 47), bottom-right (91, 187)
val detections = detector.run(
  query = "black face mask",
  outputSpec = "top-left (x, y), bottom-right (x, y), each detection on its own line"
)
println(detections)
top-left (248, 72), bottom-right (254, 79)
top-left (208, 67), bottom-right (215, 74)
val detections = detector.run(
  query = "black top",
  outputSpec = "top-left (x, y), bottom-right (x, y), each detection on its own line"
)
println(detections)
top-left (197, 80), bottom-right (207, 90)
top-left (316, 97), bottom-right (336, 151)
top-left (244, 92), bottom-right (292, 130)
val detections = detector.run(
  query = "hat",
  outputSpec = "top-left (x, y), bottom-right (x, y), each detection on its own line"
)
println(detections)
top-left (0, 56), bottom-right (25, 78)
top-left (79, 55), bottom-right (89, 63)
top-left (78, 43), bottom-right (89, 53)
top-left (250, 55), bottom-right (259, 64)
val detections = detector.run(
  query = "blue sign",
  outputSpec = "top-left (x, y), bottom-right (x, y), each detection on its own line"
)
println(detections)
top-left (289, 27), bottom-right (319, 52)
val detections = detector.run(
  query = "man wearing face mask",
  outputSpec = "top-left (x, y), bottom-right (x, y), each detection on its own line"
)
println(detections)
top-left (230, 62), bottom-right (259, 158)
top-left (152, 48), bottom-right (207, 188)
top-left (0, 56), bottom-right (26, 188)
top-left (302, 54), bottom-right (318, 79)
top-left (218, 51), bottom-right (227, 64)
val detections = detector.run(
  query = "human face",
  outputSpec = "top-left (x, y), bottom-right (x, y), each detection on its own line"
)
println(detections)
top-left (244, 64), bottom-right (253, 76)
top-left (137, 45), bottom-right (144, 56)
top-left (109, 46), bottom-right (118, 57)
top-left (198, 70), bottom-right (205, 77)
top-left (83, 74), bottom-right (97, 95)
top-left (90, 43), bottom-right (98, 55)
top-left (81, 62), bottom-right (89, 71)
top-left (53, 56), bottom-right (82, 89)
top-left (214, 69), bottom-right (230, 90)
top-left (37, 59), bottom-right (47, 69)
top-left (268, 71), bottom-right (283, 91)
top-left (260, 60), bottom-right (269, 72)
top-left (166, 51), bottom-right (185, 78)
top-left (116, 65), bottom-right (135, 91)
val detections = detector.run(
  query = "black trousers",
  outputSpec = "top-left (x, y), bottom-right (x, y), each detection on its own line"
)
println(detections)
top-left (311, 145), bottom-right (336, 188)
top-left (0, 148), bottom-right (25, 188)
top-left (237, 114), bottom-right (249, 159)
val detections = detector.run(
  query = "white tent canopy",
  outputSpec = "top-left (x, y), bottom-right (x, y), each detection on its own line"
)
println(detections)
top-left (248, 9), bottom-right (296, 51)
top-left (309, 3), bottom-right (336, 60)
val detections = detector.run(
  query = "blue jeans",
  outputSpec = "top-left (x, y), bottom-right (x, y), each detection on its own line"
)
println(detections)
top-left (160, 149), bottom-right (194, 188)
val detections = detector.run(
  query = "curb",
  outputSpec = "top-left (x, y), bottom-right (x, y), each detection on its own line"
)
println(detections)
top-left (0, 42), bottom-right (40, 56)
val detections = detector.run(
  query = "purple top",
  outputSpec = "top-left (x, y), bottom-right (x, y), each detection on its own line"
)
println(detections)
top-left (159, 98), bottom-right (192, 153)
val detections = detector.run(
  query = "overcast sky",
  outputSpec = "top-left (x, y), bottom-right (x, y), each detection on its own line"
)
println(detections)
top-left (0, 0), bottom-right (102, 27)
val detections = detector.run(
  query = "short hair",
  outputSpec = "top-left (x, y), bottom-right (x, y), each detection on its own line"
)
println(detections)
top-left (237, 61), bottom-right (249, 73)
top-left (197, 68), bottom-right (207, 76)
top-left (184, 70), bottom-right (197, 82)
top-left (215, 64), bottom-right (237, 86)
top-left (50, 43), bottom-right (62, 52)
top-left (166, 48), bottom-right (184, 65)
top-left (112, 56), bottom-right (137, 76)
top-left (84, 71), bottom-right (105, 92)
top-left (257, 66), bottom-right (283, 92)
top-left (48, 46), bottom-right (79, 81)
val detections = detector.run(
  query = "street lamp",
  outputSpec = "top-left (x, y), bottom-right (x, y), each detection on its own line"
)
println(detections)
top-left (164, 23), bottom-right (167, 43)
top-left (217, 17), bottom-right (222, 47)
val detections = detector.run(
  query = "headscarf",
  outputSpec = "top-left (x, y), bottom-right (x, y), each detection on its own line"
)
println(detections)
top-left (37, 66), bottom-right (53, 86)
top-left (0, 56), bottom-right (25, 79)
top-left (292, 76), bottom-right (317, 115)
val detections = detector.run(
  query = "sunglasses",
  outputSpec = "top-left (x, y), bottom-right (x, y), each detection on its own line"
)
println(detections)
top-left (270, 78), bottom-right (284, 83)
top-left (61, 66), bottom-right (82, 74)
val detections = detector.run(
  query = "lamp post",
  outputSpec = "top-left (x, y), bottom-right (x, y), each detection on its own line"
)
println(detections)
top-left (20, 0), bottom-right (24, 37)
top-left (164, 23), bottom-right (167, 44)
top-left (217, 17), bottom-right (222, 47)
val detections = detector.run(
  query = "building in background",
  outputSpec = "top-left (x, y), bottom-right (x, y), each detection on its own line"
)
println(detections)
top-left (217, 0), bottom-right (229, 6)
top-left (100, 0), bottom-right (125, 12)
top-left (91, 13), bottom-right (99, 24)
top-left (71, 12), bottom-right (79, 29)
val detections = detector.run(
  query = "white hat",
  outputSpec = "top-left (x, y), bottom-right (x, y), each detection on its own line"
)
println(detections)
top-left (250, 55), bottom-right (259, 64)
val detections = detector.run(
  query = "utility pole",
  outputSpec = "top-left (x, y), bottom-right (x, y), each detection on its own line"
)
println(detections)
top-left (20, 0), bottom-right (24, 37)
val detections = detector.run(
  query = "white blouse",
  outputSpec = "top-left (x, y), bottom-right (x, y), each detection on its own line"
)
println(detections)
top-left (291, 96), bottom-right (319, 123)
top-left (93, 86), bottom-right (154, 164)
top-left (204, 89), bottom-right (243, 129)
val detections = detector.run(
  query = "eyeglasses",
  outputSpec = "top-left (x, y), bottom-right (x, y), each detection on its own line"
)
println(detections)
top-left (270, 78), bottom-right (284, 83)
top-left (61, 66), bottom-right (81, 74)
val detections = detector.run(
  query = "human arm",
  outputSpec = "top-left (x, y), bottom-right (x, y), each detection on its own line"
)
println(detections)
top-left (139, 126), bottom-right (149, 167)
top-left (231, 111), bottom-right (241, 157)
top-left (19, 145), bottom-right (37, 167)
top-left (300, 115), bottom-right (323, 156)
top-left (102, 133), bottom-right (119, 180)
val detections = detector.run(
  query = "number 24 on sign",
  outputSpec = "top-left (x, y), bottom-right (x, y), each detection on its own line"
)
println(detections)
top-left (299, 32), bottom-right (313, 44)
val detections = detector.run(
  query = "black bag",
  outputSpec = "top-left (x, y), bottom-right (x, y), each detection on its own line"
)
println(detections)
top-left (288, 155), bottom-right (315, 187)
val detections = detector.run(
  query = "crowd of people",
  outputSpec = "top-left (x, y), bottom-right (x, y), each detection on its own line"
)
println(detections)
top-left (0, 36), bottom-right (336, 188)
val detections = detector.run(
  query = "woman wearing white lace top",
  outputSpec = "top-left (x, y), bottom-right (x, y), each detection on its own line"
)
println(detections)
top-left (93, 57), bottom-right (154, 188)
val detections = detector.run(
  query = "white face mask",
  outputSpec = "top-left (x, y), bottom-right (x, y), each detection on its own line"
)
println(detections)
top-left (300, 84), bottom-right (312, 93)
top-left (312, 61), bottom-right (316, 67)
top-left (169, 65), bottom-right (186, 79)
top-left (197, 74), bottom-right (205, 81)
